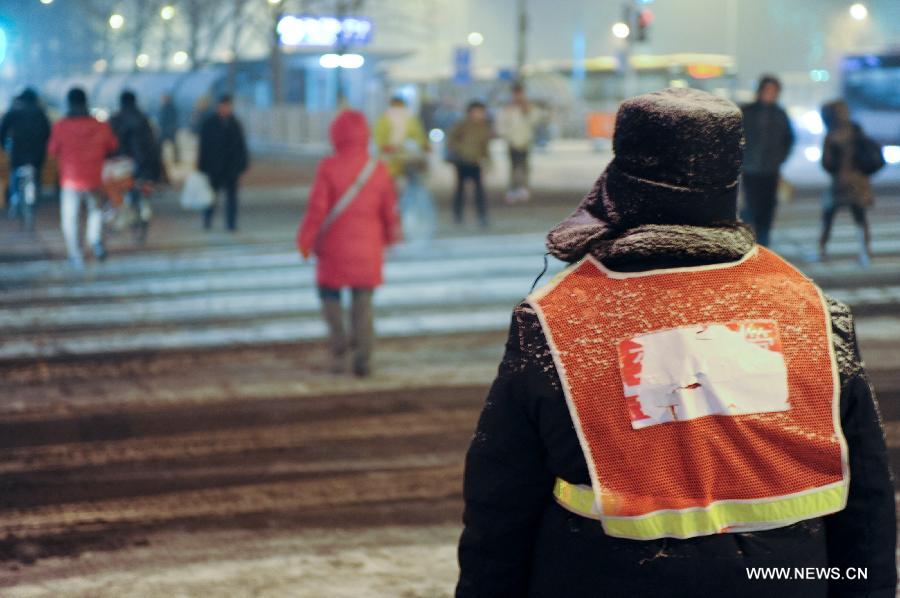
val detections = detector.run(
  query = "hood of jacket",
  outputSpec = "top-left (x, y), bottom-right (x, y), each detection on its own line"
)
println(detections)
top-left (330, 109), bottom-right (370, 154)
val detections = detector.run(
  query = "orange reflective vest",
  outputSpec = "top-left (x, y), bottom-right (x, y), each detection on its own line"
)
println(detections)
top-left (528, 247), bottom-right (848, 540)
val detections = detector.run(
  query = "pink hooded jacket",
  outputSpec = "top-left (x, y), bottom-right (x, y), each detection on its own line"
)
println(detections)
top-left (297, 110), bottom-right (399, 289)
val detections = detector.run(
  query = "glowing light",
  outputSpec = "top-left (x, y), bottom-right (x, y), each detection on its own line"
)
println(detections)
top-left (268, 0), bottom-right (283, 4)
top-left (849, 3), bottom-right (868, 20)
top-left (319, 53), bottom-right (341, 68)
top-left (135, 53), bottom-right (150, 68)
top-left (341, 53), bottom-right (364, 68)
top-left (278, 15), bottom-right (373, 47)
top-left (160, 5), bottom-right (175, 20)
top-left (92, 59), bottom-right (108, 73)
top-left (0, 28), bottom-right (6, 67)
top-left (428, 128), bottom-right (445, 143)
top-left (804, 146), bottom-right (823, 162)
top-left (809, 69), bottom-right (830, 82)
top-left (883, 146), bottom-right (900, 165)
top-left (109, 13), bottom-right (125, 30)
top-left (612, 22), bottom-right (630, 39)
top-left (687, 64), bottom-right (725, 79)
top-left (172, 51), bottom-right (189, 65)
top-left (40, 0), bottom-right (54, 4)
top-left (800, 110), bottom-right (825, 135)
top-left (467, 32), bottom-right (484, 46)
top-left (319, 53), bottom-right (365, 69)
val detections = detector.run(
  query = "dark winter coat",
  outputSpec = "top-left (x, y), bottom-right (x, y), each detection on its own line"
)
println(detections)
top-left (741, 101), bottom-right (795, 175)
top-left (197, 113), bottom-right (249, 189)
top-left (0, 99), bottom-right (51, 169)
top-left (822, 123), bottom-right (874, 210)
top-left (110, 107), bottom-right (163, 182)
top-left (457, 188), bottom-right (896, 597)
top-left (158, 101), bottom-right (178, 141)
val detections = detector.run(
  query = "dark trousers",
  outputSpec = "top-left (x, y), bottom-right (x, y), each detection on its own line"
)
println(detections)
top-left (318, 286), bottom-right (375, 375)
top-left (741, 173), bottom-right (780, 247)
top-left (203, 180), bottom-right (239, 231)
top-left (454, 162), bottom-right (487, 224)
top-left (821, 202), bottom-right (870, 252)
top-left (508, 147), bottom-right (530, 190)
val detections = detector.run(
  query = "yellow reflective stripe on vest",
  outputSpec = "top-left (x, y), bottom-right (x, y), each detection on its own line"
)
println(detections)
top-left (553, 478), bottom-right (848, 540)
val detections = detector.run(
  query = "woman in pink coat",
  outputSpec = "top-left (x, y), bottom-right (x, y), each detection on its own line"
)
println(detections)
top-left (298, 110), bottom-right (400, 377)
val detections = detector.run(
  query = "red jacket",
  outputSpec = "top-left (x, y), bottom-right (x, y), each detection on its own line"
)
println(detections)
top-left (48, 116), bottom-right (118, 190)
top-left (298, 110), bottom-right (399, 289)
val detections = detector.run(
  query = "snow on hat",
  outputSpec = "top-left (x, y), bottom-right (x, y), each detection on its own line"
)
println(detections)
top-left (547, 88), bottom-right (744, 261)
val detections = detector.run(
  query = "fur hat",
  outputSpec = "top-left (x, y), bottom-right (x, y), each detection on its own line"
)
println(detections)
top-left (547, 88), bottom-right (745, 261)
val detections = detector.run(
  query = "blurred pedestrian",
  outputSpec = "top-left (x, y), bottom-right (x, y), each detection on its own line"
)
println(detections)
top-left (497, 82), bottom-right (540, 203)
top-left (818, 100), bottom-right (883, 266)
top-left (197, 95), bottom-right (249, 232)
top-left (297, 110), bottom-right (399, 378)
top-left (190, 95), bottom-right (210, 135)
top-left (47, 87), bottom-right (118, 267)
top-left (373, 96), bottom-right (429, 180)
top-left (447, 101), bottom-right (491, 227)
top-left (457, 88), bottom-right (895, 597)
top-left (110, 90), bottom-right (163, 243)
top-left (740, 75), bottom-right (795, 246)
top-left (0, 88), bottom-right (51, 230)
top-left (158, 93), bottom-right (179, 163)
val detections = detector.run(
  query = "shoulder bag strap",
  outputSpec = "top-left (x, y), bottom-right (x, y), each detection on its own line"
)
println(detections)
top-left (315, 157), bottom-right (378, 250)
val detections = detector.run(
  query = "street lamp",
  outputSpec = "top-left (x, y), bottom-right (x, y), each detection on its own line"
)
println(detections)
top-left (467, 31), bottom-right (484, 46)
top-left (172, 51), bottom-right (188, 66)
top-left (135, 53), bottom-right (150, 69)
top-left (849, 3), bottom-right (868, 20)
top-left (160, 5), bottom-right (175, 21)
top-left (109, 13), bottom-right (125, 30)
top-left (612, 22), bottom-right (631, 39)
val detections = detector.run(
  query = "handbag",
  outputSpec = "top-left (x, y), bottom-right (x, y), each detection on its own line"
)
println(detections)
top-left (314, 157), bottom-right (378, 252)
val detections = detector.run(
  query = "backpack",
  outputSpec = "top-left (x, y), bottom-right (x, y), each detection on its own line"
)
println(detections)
top-left (854, 130), bottom-right (886, 176)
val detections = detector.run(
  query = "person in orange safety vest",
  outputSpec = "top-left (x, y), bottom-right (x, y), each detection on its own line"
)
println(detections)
top-left (456, 88), bottom-right (896, 598)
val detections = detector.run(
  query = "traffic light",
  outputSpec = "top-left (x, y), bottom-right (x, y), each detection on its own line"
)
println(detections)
top-left (636, 8), bottom-right (654, 42)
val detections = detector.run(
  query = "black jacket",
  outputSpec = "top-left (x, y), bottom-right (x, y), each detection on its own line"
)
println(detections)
top-left (158, 102), bottom-right (178, 140)
top-left (0, 99), bottom-right (51, 169)
top-left (457, 224), bottom-right (896, 598)
top-left (197, 113), bottom-right (249, 189)
top-left (110, 107), bottom-right (163, 182)
top-left (741, 102), bottom-right (795, 175)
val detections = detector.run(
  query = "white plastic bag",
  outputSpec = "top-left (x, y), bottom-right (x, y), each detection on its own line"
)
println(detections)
top-left (180, 171), bottom-right (214, 210)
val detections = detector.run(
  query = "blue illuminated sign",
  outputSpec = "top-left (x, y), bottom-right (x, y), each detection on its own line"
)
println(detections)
top-left (277, 15), bottom-right (373, 47)
top-left (454, 47), bottom-right (471, 84)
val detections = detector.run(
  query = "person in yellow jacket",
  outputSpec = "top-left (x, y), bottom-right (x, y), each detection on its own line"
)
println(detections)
top-left (373, 96), bottom-right (429, 180)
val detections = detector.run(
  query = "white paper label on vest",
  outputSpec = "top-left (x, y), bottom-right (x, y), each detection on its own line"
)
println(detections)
top-left (617, 320), bottom-right (790, 430)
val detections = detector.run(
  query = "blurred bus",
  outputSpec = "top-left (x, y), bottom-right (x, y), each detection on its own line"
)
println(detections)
top-left (842, 52), bottom-right (900, 153)
top-left (535, 53), bottom-right (738, 108)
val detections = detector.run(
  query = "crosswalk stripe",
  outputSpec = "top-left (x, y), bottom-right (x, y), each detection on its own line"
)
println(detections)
top-left (3, 216), bottom-right (900, 360)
